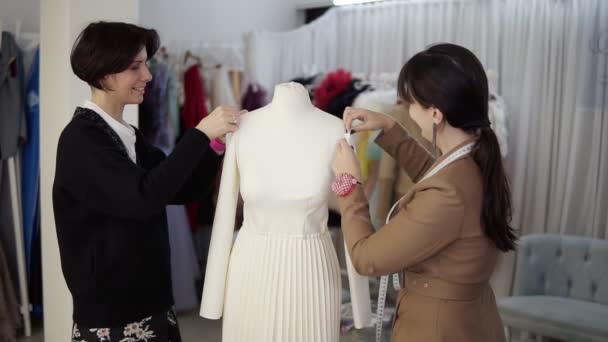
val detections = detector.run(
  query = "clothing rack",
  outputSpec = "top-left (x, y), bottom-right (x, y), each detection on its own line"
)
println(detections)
top-left (163, 40), bottom-right (245, 71)
top-left (162, 43), bottom-right (244, 106)
top-left (1, 20), bottom-right (35, 337)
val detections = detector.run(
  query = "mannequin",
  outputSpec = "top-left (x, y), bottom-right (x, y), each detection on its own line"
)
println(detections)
top-left (200, 82), bottom-right (372, 341)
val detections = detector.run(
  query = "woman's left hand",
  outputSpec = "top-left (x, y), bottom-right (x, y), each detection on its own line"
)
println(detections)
top-left (332, 139), bottom-right (361, 181)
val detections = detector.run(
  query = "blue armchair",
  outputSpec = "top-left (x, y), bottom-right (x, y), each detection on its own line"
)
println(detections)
top-left (498, 234), bottom-right (608, 341)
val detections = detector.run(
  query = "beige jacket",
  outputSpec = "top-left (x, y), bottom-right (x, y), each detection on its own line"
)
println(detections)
top-left (376, 105), bottom-right (438, 221)
top-left (338, 124), bottom-right (506, 342)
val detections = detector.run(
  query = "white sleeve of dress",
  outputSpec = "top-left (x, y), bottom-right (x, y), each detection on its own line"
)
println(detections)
top-left (200, 133), bottom-right (239, 319)
top-left (345, 240), bottom-right (373, 328)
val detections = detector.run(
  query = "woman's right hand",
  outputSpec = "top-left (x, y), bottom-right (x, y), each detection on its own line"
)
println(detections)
top-left (196, 106), bottom-right (246, 139)
top-left (343, 107), bottom-right (396, 132)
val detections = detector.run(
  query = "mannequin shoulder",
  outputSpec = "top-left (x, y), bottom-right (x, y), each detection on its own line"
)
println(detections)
top-left (233, 106), bottom-right (262, 132)
top-left (312, 108), bottom-right (344, 136)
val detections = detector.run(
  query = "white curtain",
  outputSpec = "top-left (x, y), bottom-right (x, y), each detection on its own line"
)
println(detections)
top-left (501, 0), bottom-right (608, 240)
top-left (247, 0), bottom-right (501, 94)
top-left (247, 0), bottom-right (607, 239)
top-left (244, 11), bottom-right (339, 96)
top-left (247, 0), bottom-right (607, 296)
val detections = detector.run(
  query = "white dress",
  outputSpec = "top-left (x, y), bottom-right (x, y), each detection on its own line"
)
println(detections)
top-left (200, 82), bottom-right (372, 341)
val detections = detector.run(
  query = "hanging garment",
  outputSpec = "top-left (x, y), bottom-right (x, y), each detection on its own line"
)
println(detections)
top-left (356, 131), bottom-right (372, 181)
top-left (210, 66), bottom-right (237, 109)
top-left (182, 64), bottom-right (208, 130)
top-left (182, 64), bottom-right (209, 231)
top-left (0, 32), bottom-right (27, 312)
top-left (139, 80), bottom-right (202, 313)
top-left (195, 67), bottom-right (221, 227)
top-left (290, 74), bottom-right (319, 87)
top-left (139, 59), bottom-right (171, 154)
top-left (0, 157), bottom-right (23, 301)
top-left (241, 83), bottom-right (267, 111)
top-left (349, 89), bottom-right (394, 183)
top-left (325, 79), bottom-right (371, 119)
top-left (0, 244), bottom-right (20, 342)
top-left (21, 47), bottom-right (39, 277)
top-left (314, 69), bottom-right (352, 111)
top-left (290, 73), bottom-right (323, 100)
top-left (167, 65), bottom-right (180, 144)
top-left (0, 31), bottom-right (27, 160)
top-left (364, 131), bottom-right (383, 228)
top-left (166, 205), bottom-right (200, 312)
top-left (189, 59), bottom-right (221, 227)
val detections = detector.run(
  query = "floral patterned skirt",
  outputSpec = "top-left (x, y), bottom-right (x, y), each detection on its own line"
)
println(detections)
top-left (71, 309), bottom-right (181, 342)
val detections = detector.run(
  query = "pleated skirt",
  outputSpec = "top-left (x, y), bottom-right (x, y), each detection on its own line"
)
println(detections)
top-left (222, 228), bottom-right (342, 342)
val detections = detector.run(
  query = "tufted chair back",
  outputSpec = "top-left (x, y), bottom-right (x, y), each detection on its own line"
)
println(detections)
top-left (513, 234), bottom-right (608, 304)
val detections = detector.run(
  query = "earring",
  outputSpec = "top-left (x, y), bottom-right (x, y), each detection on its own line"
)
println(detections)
top-left (432, 123), bottom-right (437, 157)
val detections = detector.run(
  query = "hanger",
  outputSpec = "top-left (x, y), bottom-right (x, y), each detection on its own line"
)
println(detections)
top-left (184, 50), bottom-right (202, 67)
top-left (22, 32), bottom-right (40, 51)
top-left (160, 46), bottom-right (169, 60)
top-left (14, 19), bottom-right (22, 43)
top-left (155, 46), bottom-right (169, 61)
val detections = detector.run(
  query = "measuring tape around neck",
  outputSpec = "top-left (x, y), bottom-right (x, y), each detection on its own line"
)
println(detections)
top-left (374, 142), bottom-right (475, 342)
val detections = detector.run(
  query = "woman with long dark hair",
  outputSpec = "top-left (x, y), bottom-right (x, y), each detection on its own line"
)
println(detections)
top-left (331, 43), bottom-right (515, 341)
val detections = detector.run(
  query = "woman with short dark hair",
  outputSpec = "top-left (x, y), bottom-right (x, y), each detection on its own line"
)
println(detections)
top-left (332, 43), bottom-right (514, 341)
top-left (54, 21), bottom-right (242, 342)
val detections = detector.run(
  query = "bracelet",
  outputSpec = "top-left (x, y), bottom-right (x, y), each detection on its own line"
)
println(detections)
top-left (331, 173), bottom-right (360, 197)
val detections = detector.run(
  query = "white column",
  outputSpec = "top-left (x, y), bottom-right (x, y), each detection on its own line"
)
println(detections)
top-left (40, 1), bottom-right (139, 340)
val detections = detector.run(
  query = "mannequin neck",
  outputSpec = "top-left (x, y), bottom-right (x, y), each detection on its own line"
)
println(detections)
top-left (270, 82), bottom-right (313, 112)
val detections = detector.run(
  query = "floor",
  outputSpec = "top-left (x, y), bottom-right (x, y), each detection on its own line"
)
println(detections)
top-left (17, 310), bottom-right (389, 342)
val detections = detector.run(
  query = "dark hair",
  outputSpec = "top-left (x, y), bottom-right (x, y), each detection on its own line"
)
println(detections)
top-left (398, 43), bottom-right (517, 252)
top-left (70, 21), bottom-right (159, 89)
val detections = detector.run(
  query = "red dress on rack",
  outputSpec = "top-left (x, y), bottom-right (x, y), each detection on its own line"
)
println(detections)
top-left (182, 64), bottom-right (209, 232)
top-left (182, 64), bottom-right (208, 130)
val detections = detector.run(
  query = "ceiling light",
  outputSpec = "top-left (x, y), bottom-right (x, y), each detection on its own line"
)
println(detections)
top-left (333, 0), bottom-right (383, 6)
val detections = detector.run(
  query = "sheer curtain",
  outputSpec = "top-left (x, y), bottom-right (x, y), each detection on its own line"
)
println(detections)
top-left (244, 10), bottom-right (339, 96)
top-left (246, 0), bottom-right (607, 296)
top-left (334, 0), bottom-right (501, 76)
top-left (246, 0), bottom-right (501, 93)
top-left (501, 0), bottom-right (608, 239)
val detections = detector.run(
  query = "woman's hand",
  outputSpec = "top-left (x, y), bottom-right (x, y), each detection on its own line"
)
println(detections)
top-left (332, 139), bottom-right (361, 181)
top-left (196, 106), bottom-right (246, 139)
top-left (343, 107), bottom-right (396, 132)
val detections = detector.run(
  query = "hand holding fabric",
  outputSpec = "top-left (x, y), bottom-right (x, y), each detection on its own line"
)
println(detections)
top-left (343, 106), bottom-right (396, 133)
top-left (197, 107), bottom-right (246, 139)
top-left (332, 139), bottom-right (361, 181)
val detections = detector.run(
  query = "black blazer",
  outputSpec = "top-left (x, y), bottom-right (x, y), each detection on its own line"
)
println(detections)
top-left (53, 107), bottom-right (222, 327)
